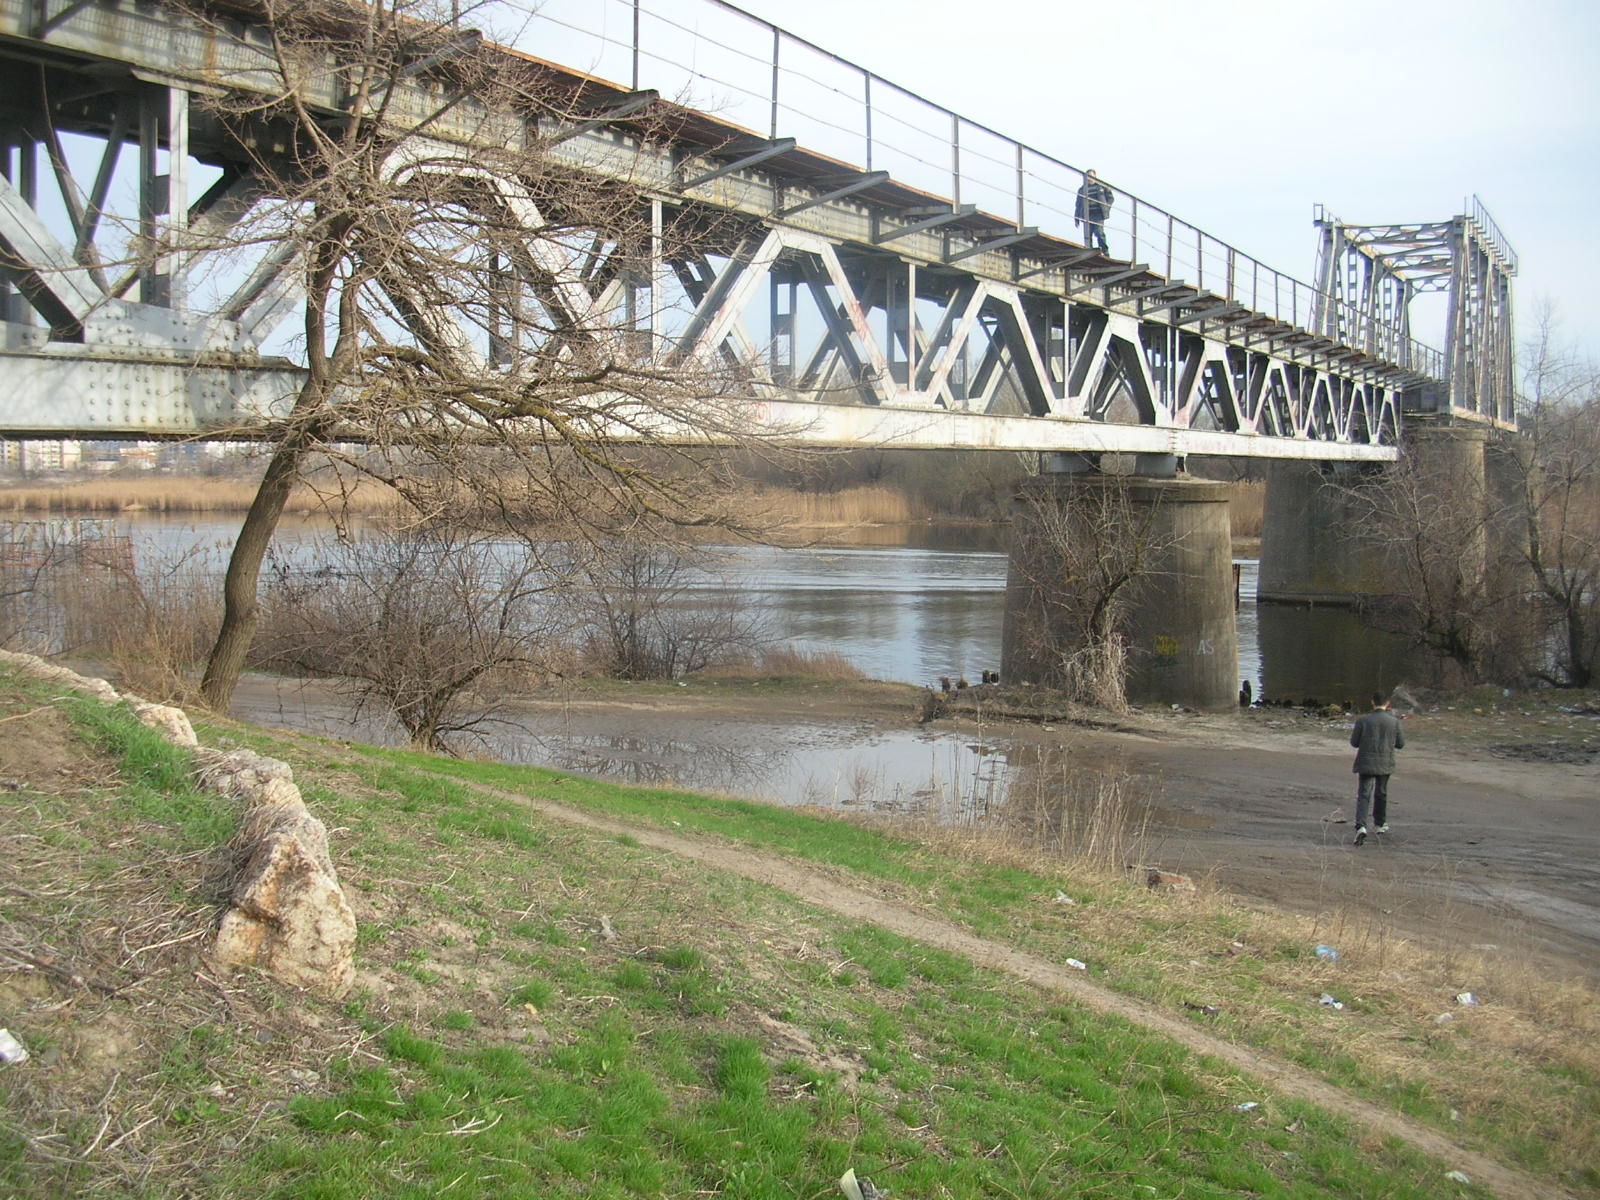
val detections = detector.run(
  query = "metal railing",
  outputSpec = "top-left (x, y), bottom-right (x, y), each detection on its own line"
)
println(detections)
top-left (1466, 195), bottom-right (1517, 276)
top-left (471, 0), bottom-right (1446, 378)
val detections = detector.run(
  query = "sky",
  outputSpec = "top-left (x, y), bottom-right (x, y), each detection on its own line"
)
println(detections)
top-left (640, 0), bottom-right (1600, 365)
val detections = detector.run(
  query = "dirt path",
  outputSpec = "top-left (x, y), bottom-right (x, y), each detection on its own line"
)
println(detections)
top-left (431, 767), bottom-right (1574, 1200)
top-left (229, 673), bottom-right (1600, 973)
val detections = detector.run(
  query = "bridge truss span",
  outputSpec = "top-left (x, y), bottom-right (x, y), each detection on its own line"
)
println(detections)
top-left (0, 0), bottom-right (1479, 461)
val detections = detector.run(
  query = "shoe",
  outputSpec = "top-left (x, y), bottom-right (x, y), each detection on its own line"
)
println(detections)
top-left (1354, 826), bottom-right (1368, 846)
top-left (1375, 824), bottom-right (1390, 835)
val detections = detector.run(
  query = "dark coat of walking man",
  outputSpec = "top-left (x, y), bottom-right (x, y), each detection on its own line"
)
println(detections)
top-left (1349, 693), bottom-right (1405, 845)
top-left (1075, 169), bottom-right (1114, 254)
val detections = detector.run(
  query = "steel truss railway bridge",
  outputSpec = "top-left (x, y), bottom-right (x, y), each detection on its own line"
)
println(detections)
top-left (0, 0), bottom-right (1517, 462)
top-left (0, 0), bottom-right (1524, 708)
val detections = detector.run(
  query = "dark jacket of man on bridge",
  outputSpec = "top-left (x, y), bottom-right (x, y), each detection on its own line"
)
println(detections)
top-left (1075, 170), bottom-right (1115, 254)
top-left (1349, 693), bottom-right (1405, 845)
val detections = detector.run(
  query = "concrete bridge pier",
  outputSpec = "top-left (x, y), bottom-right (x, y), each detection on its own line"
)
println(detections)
top-left (1000, 454), bottom-right (1239, 710)
top-left (1258, 425), bottom-right (1494, 606)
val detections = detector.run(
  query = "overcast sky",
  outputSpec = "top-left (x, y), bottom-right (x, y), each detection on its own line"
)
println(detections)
top-left (697, 0), bottom-right (1600, 366)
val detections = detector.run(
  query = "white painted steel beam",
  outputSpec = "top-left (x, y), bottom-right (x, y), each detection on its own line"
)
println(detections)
top-left (0, 176), bottom-right (106, 333)
top-left (0, 0), bottom-right (1424, 454)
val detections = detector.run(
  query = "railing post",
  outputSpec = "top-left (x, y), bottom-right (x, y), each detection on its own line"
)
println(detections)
top-left (951, 113), bottom-right (960, 206)
top-left (631, 0), bottom-right (641, 90)
top-left (770, 27), bottom-right (780, 139)
top-left (1015, 142), bottom-right (1024, 230)
top-left (863, 73), bottom-right (873, 170)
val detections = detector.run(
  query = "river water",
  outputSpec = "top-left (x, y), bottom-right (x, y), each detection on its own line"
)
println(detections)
top-left (113, 513), bottom-right (1417, 701)
top-left (74, 514), bottom-right (1415, 808)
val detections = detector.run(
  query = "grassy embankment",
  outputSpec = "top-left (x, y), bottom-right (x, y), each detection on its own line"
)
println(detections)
top-left (1, 664), bottom-right (1594, 1198)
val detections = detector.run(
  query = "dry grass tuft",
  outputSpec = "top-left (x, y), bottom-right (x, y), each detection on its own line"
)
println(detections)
top-left (701, 647), bottom-right (868, 681)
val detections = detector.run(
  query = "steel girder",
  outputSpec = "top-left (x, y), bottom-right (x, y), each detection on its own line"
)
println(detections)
top-left (0, 0), bottom-right (1410, 459)
top-left (1312, 200), bottom-right (1516, 427)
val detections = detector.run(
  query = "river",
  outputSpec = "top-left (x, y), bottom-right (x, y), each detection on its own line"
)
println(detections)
top-left (44, 512), bottom-right (1418, 808)
top-left (112, 513), bottom-right (1418, 703)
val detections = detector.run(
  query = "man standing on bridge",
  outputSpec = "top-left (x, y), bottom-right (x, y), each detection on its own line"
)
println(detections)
top-left (1350, 693), bottom-right (1405, 845)
top-left (1075, 169), bottom-right (1115, 254)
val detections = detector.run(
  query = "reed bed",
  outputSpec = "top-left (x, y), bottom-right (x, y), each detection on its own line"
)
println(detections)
top-left (0, 476), bottom-right (408, 516)
top-left (755, 484), bottom-right (929, 526)
top-left (1225, 479), bottom-right (1265, 540)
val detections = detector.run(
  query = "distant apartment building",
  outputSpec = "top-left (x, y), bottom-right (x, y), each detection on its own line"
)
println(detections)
top-left (0, 439), bottom-right (83, 474)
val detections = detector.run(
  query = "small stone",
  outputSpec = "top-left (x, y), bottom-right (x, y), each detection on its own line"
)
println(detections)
top-left (1146, 868), bottom-right (1196, 893)
top-left (0, 1029), bottom-right (28, 1065)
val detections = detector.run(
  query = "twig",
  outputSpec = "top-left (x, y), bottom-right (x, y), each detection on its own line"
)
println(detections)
top-left (0, 705), bottom-right (58, 724)
top-left (126, 927), bottom-right (208, 959)
top-left (103, 1115), bottom-right (158, 1153)
top-left (81, 1111), bottom-right (114, 1158)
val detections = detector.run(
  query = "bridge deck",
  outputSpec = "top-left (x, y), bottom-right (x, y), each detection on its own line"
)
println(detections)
top-left (0, 0), bottom-right (1463, 458)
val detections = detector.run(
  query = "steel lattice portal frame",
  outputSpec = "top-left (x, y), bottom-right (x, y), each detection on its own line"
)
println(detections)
top-left (0, 0), bottom-right (1511, 462)
top-left (1312, 198), bottom-right (1517, 427)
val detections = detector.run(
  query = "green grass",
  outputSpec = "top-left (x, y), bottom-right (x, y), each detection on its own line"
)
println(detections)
top-left (2, 674), bottom-right (1570, 1197)
top-left (297, 738), bottom-right (1591, 1186)
top-left (148, 724), bottom-right (1493, 1196)
top-left (65, 692), bottom-right (236, 848)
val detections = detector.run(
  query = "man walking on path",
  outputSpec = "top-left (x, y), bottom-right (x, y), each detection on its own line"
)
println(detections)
top-left (1075, 169), bottom-right (1115, 254)
top-left (1350, 692), bottom-right (1405, 845)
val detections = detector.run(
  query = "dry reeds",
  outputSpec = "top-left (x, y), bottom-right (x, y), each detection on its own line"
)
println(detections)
top-left (877, 741), bottom-right (1153, 880)
top-left (754, 485), bottom-right (926, 527)
top-left (700, 646), bottom-right (867, 680)
top-left (0, 476), bottom-right (406, 517)
top-left (1225, 480), bottom-right (1265, 541)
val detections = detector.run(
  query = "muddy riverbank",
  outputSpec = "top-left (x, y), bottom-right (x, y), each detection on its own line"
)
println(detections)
top-left (227, 671), bottom-right (1600, 977)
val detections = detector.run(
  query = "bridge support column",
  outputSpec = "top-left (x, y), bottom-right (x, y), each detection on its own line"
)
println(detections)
top-left (1258, 426), bottom-right (1492, 605)
top-left (1001, 462), bottom-right (1239, 710)
top-left (1257, 461), bottom-right (1383, 603)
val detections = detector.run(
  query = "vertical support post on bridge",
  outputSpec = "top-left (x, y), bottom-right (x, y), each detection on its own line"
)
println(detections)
top-left (1000, 456), bottom-right (1240, 710)
top-left (1255, 427), bottom-right (1519, 699)
top-left (1258, 460), bottom-right (1389, 606)
top-left (2, 120), bottom-right (39, 323)
top-left (136, 84), bottom-right (187, 308)
top-left (650, 198), bottom-right (664, 353)
top-left (769, 27), bottom-right (780, 139)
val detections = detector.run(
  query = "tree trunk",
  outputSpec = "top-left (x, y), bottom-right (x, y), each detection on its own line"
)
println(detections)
top-left (199, 440), bottom-right (308, 710)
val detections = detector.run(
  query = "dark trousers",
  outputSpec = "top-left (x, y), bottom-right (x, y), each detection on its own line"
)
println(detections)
top-left (1084, 218), bottom-right (1108, 252)
top-left (1355, 774), bottom-right (1389, 830)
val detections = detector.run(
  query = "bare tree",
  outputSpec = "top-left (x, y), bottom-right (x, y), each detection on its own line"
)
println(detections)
top-left (1003, 474), bottom-right (1168, 712)
top-left (564, 536), bottom-right (767, 679)
top-left (180, 0), bottom-right (793, 709)
top-left (254, 525), bottom-right (564, 753)
top-left (1332, 440), bottom-right (1525, 683)
top-left (1502, 316), bottom-right (1600, 686)
top-left (1328, 311), bottom-right (1600, 688)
